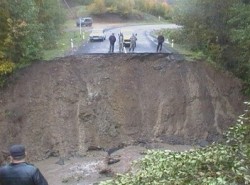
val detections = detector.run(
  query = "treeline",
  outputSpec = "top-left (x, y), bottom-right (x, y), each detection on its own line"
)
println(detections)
top-left (73, 0), bottom-right (171, 19)
top-left (0, 0), bottom-right (65, 87)
top-left (171, 0), bottom-right (250, 94)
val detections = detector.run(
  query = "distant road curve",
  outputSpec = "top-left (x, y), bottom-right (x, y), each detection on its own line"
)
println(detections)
top-left (75, 23), bottom-right (182, 55)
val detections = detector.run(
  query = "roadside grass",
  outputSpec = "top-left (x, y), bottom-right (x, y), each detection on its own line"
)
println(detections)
top-left (153, 28), bottom-right (208, 62)
top-left (171, 44), bottom-right (202, 61)
top-left (63, 19), bottom-right (78, 30)
top-left (128, 10), bottom-right (165, 24)
top-left (43, 30), bottom-right (86, 61)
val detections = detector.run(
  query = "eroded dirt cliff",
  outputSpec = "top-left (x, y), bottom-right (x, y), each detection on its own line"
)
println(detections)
top-left (0, 53), bottom-right (245, 163)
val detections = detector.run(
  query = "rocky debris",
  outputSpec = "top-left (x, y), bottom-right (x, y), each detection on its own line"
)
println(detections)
top-left (87, 146), bottom-right (104, 151)
top-left (107, 156), bottom-right (121, 165)
top-left (55, 157), bottom-right (65, 165)
top-left (99, 168), bottom-right (114, 177)
top-left (104, 143), bottom-right (126, 156)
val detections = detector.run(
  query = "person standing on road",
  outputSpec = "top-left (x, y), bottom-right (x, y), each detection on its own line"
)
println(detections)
top-left (0, 144), bottom-right (48, 185)
top-left (129, 34), bottom-right (137, 52)
top-left (109, 33), bottom-right (116, 53)
top-left (118, 32), bottom-right (124, 53)
top-left (157, 34), bottom-right (165, 52)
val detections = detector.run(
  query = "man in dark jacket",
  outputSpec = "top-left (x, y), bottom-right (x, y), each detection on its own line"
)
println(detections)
top-left (109, 33), bottom-right (116, 53)
top-left (0, 144), bottom-right (48, 185)
top-left (157, 34), bottom-right (165, 52)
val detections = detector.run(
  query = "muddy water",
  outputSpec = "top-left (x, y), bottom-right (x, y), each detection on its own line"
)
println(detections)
top-left (35, 144), bottom-right (193, 185)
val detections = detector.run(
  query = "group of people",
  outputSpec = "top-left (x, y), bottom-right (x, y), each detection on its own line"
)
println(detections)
top-left (108, 32), bottom-right (165, 53)
top-left (0, 37), bottom-right (166, 185)
top-left (108, 32), bottom-right (138, 53)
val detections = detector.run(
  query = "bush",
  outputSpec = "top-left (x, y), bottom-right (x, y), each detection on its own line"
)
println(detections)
top-left (100, 102), bottom-right (250, 185)
top-left (0, 60), bottom-right (15, 87)
top-left (87, 0), bottom-right (106, 15)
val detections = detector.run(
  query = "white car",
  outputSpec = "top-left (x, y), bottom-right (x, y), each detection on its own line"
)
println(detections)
top-left (120, 29), bottom-right (135, 47)
top-left (89, 29), bottom-right (106, 42)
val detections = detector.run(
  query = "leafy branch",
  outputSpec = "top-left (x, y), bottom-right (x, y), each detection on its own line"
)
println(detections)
top-left (100, 102), bottom-right (250, 185)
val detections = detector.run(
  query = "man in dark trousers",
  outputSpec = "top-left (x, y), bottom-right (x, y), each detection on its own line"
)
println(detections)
top-left (0, 144), bottom-right (48, 185)
top-left (109, 33), bottom-right (116, 53)
top-left (129, 34), bottom-right (137, 52)
top-left (157, 34), bottom-right (165, 52)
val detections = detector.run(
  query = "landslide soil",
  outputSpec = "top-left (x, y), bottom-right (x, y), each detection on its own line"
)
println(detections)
top-left (0, 53), bottom-right (245, 185)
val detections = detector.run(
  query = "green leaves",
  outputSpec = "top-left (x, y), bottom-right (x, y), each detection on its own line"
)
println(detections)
top-left (87, 0), bottom-right (171, 19)
top-left (0, 0), bottom-right (65, 66)
top-left (8, 0), bottom-right (43, 63)
top-left (0, 60), bottom-right (15, 87)
top-left (171, 0), bottom-right (250, 94)
top-left (227, 2), bottom-right (250, 94)
top-left (100, 102), bottom-right (250, 185)
top-left (36, 0), bottom-right (66, 49)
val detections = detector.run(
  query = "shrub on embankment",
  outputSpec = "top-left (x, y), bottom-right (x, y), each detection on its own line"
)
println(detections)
top-left (100, 102), bottom-right (250, 185)
top-left (170, 0), bottom-right (250, 95)
top-left (0, 60), bottom-right (15, 87)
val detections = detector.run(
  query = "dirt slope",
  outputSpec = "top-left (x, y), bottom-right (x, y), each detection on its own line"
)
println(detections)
top-left (0, 53), bottom-right (245, 163)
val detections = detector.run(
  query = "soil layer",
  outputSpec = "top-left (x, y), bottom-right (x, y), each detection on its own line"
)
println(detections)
top-left (0, 53), bottom-right (245, 184)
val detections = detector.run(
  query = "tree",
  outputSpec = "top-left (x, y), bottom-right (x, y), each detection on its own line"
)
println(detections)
top-left (88, 0), bottom-right (106, 15)
top-left (0, 0), bottom-right (66, 64)
top-left (173, 0), bottom-right (236, 49)
top-left (117, 0), bottom-right (134, 16)
top-left (6, 0), bottom-right (43, 63)
top-left (63, 0), bottom-right (93, 6)
top-left (35, 0), bottom-right (66, 49)
top-left (0, 0), bottom-right (15, 87)
top-left (171, 0), bottom-right (250, 93)
top-left (0, 0), bottom-right (65, 87)
top-left (227, 1), bottom-right (250, 93)
top-left (0, 0), bottom-right (9, 59)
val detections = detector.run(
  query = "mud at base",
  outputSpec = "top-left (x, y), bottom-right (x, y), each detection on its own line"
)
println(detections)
top-left (35, 144), bottom-right (193, 185)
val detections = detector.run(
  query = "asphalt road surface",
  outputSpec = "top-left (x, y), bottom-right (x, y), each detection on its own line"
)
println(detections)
top-left (75, 24), bottom-right (180, 54)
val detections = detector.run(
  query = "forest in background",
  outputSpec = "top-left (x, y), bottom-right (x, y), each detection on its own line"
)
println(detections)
top-left (67, 0), bottom-right (171, 18)
top-left (0, 0), bottom-right (66, 86)
top-left (169, 0), bottom-right (250, 94)
top-left (0, 0), bottom-right (250, 94)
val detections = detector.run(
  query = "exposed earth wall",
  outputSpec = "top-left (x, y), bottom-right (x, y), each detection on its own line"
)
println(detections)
top-left (0, 54), bottom-right (245, 162)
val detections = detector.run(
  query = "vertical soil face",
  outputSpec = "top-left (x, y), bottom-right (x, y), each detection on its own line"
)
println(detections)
top-left (0, 53), bottom-right (245, 162)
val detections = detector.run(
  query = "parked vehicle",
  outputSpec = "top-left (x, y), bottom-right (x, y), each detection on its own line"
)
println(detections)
top-left (89, 29), bottom-right (106, 42)
top-left (120, 29), bottom-right (134, 47)
top-left (76, 17), bottom-right (93, 27)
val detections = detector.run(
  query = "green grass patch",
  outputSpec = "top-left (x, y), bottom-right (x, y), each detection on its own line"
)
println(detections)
top-left (43, 30), bottom-right (86, 61)
top-left (154, 28), bottom-right (208, 62)
top-left (62, 19), bottom-right (78, 30)
top-left (171, 43), bottom-right (206, 61)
